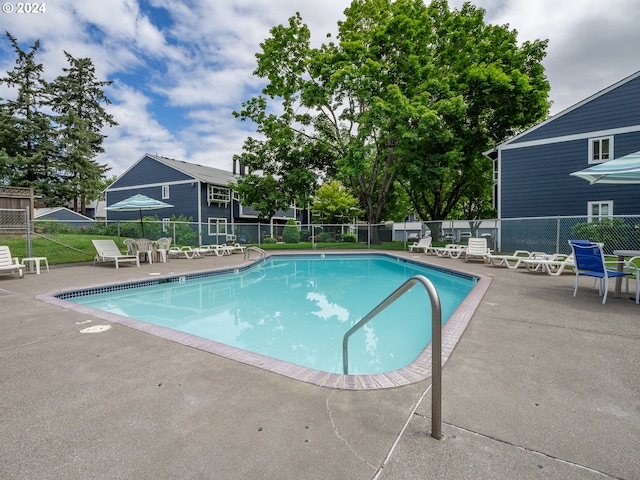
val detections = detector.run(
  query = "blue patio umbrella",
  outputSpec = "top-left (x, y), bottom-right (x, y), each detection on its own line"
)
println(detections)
top-left (570, 150), bottom-right (640, 184)
top-left (105, 194), bottom-right (173, 237)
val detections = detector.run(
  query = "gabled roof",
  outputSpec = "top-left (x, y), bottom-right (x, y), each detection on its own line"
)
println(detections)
top-left (489, 69), bottom-right (640, 151)
top-left (145, 154), bottom-right (238, 186)
top-left (34, 207), bottom-right (94, 221)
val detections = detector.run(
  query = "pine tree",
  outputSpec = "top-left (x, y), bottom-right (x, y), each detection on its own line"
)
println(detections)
top-left (0, 32), bottom-right (63, 204)
top-left (48, 52), bottom-right (117, 214)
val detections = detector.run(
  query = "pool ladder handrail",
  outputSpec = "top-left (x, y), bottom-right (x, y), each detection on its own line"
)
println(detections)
top-left (342, 274), bottom-right (443, 440)
top-left (244, 246), bottom-right (266, 261)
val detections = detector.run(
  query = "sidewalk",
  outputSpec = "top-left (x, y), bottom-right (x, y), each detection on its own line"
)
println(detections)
top-left (0, 251), bottom-right (638, 479)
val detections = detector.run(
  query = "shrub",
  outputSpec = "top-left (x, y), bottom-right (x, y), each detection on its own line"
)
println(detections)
top-left (342, 233), bottom-right (357, 242)
top-left (299, 229), bottom-right (311, 242)
top-left (318, 231), bottom-right (335, 242)
top-left (263, 237), bottom-right (277, 244)
top-left (282, 219), bottom-right (300, 243)
top-left (571, 218), bottom-right (630, 248)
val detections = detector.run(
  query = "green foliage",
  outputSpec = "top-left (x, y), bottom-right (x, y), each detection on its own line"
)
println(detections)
top-left (263, 237), bottom-right (277, 244)
top-left (0, 33), bottom-right (116, 211)
top-left (571, 219), bottom-right (630, 247)
top-left (341, 233), bottom-right (357, 243)
top-left (282, 219), bottom-right (300, 243)
top-left (311, 180), bottom-right (362, 223)
top-left (168, 214), bottom-right (197, 246)
top-left (299, 229), bottom-right (311, 242)
top-left (234, 0), bottom-right (550, 225)
top-left (318, 232), bottom-right (336, 242)
top-left (48, 52), bottom-right (116, 214)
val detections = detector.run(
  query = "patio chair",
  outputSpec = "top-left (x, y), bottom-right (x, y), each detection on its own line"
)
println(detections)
top-left (569, 240), bottom-right (631, 304)
top-left (0, 246), bottom-right (25, 278)
top-left (123, 238), bottom-right (137, 256)
top-left (408, 237), bottom-right (432, 253)
top-left (153, 237), bottom-right (172, 263)
top-left (134, 238), bottom-right (155, 264)
top-left (464, 238), bottom-right (491, 262)
top-left (92, 240), bottom-right (140, 269)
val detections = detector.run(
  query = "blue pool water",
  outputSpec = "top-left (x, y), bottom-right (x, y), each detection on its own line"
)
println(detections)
top-left (66, 254), bottom-right (476, 375)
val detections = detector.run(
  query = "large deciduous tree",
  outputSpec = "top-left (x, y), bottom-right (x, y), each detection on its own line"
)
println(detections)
top-left (233, 0), bottom-right (550, 232)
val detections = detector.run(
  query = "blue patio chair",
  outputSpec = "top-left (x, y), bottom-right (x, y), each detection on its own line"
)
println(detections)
top-left (569, 240), bottom-right (631, 304)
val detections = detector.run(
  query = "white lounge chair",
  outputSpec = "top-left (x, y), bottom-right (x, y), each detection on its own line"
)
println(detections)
top-left (92, 240), bottom-right (140, 269)
top-left (169, 246), bottom-right (200, 259)
top-left (464, 238), bottom-right (491, 262)
top-left (486, 250), bottom-right (545, 269)
top-left (409, 237), bottom-right (432, 253)
top-left (521, 253), bottom-right (575, 276)
top-left (227, 243), bottom-right (246, 254)
top-left (427, 244), bottom-right (466, 258)
top-left (0, 246), bottom-right (25, 278)
top-left (209, 245), bottom-right (233, 256)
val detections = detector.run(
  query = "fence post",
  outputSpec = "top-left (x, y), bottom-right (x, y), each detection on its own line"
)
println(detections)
top-left (556, 216), bottom-right (561, 254)
top-left (25, 206), bottom-right (32, 258)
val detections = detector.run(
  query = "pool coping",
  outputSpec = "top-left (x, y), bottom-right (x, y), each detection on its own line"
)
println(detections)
top-left (36, 252), bottom-right (491, 390)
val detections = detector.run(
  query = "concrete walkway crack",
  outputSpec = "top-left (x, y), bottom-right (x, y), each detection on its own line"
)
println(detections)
top-left (413, 413), bottom-right (619, 479)
top-left (325, 390), bottom-right (377, 471)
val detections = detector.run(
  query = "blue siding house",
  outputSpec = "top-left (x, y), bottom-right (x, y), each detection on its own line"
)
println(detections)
top-left (105, 154), bottom-right (299, 244)
top-left (489, 70), bottom-right (640, 219)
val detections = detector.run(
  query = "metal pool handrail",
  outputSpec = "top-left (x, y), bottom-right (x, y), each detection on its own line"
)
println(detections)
top-left (342, 274), bottom-right (443, 440)
top-left (244, 246), bottom-right (266, 261)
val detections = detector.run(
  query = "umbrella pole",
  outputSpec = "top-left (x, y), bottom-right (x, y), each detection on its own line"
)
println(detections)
top-left (139, 209), bottom-right (144, 237)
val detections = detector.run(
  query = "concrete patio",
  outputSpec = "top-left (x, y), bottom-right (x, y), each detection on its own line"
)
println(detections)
top-left (0, 250), bottom-right (638, 479)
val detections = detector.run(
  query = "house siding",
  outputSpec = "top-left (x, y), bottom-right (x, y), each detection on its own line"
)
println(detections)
top-left (501, 133), bottom-right (640, 218)
top-left (110, 155), bottom-right (193, 189)
top-left (512, 74), bottom-right (640, 143)
top-left (106, 185), bottom-right (195, 222)
top-left (496, 71), bottom-right (640, 219)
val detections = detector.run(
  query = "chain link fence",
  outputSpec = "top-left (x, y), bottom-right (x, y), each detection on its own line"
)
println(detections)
top-left (2, 209), bottom-right (640, 264)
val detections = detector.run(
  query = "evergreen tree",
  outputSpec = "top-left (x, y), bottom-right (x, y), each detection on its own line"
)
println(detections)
top-left (0, 32), bottom-right (62, 204)
top-left (48, 52), bottom-right (116, 214)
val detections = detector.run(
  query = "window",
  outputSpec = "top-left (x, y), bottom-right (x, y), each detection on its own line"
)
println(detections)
top-left (162, 185), bottom-right (170, 199)
top-left (208, 185), bottom-right (230, 204)
top-left (588, 201), bottom-right (613, 221)
top-left (588, 136), bottom-right (613, 164)
top-left (208, 218), bottom-right (227, 236)
top-left (162, 217), bottom-right (170, 233)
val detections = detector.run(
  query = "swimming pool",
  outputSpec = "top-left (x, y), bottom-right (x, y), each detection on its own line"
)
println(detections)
top-left (47, 253), bottom-right (489, 389)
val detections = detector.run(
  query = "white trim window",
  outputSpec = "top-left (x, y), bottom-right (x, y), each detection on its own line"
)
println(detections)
top-left (162, 185), bottom-right (170, 199)
top-left (588, 136), bottom-right (613, 164)
top-left (208, 217), bottom-right (227, 236)
top-left (588, 200), bottom-right (613, 221)
top-left (208, 185), bottom-right (230, 205)
top-left (162, 217), bottom-right (170, 233)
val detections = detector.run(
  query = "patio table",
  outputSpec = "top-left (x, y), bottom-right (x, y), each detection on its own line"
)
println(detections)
top-left (612, 250), bottom-right (640, 298)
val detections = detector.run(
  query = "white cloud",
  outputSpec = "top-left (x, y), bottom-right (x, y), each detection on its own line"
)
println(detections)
top-left (2, 0), bottom-right (639, 180)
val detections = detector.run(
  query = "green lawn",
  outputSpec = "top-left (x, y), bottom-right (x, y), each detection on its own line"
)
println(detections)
top-left (1, 234), bottom-right (415, 265)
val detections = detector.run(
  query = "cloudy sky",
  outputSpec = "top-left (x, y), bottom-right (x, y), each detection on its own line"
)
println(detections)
top-left (1, 0), bottom-right (638, 176)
